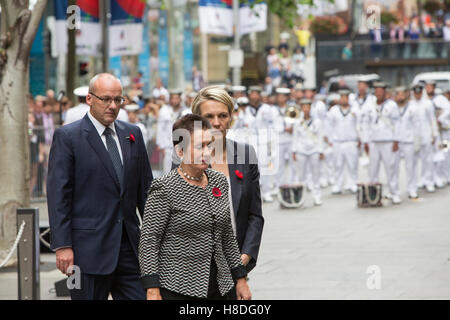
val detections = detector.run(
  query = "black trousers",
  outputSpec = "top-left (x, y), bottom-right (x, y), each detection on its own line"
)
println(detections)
top-left (160, 259), bottom-right (233, 300)
top-left (70, 225), bottom-right (146, 300)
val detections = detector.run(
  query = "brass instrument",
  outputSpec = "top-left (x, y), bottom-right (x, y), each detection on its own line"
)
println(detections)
top-left (438, 139), bottom-right (450, 153)
top-left (285, 105), bottom-right (301, 119)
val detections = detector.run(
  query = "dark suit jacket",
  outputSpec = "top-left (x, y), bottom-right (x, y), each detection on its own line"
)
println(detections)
top-left (171, 139), bottom-right (264, 272)
top-left (226, 139), bottom-right (264, 272)
top-left (47, 114), bottom-right (153, 275)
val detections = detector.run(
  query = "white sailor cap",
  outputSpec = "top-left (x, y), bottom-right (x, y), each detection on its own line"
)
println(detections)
top-left (373, 81), bottom-right (388, 89)
top-left (232, 85), bottom-right (246, 92)
top-left (275, 87), bottom-right (291, 95)
top-left (303, 85), bottom-right (316, 91)
top-left (74, 86), bottom-right (89, 97)
top-left (338, 89), bottom-right (351, 96)
top-left (299, 98), bottom-right (313, 105)
top-left (248, 85), bottom-right (262, 93)
top-left (169, 89), bottom-right (183, 96)
top-left (124, 104), bottom-right (140, 112)
top-left (236, 97), bottom-right (249, 105)
top-left (187, 92), bottom-right (198, 98)
top-left (394, 86), bottom-right (407, 93)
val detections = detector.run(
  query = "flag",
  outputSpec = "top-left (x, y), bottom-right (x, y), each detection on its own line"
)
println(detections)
top-left (198, 0), bottom-right (267, 36)
top-left (239, 2), bottom-right (267, 35)
top-left (54, 0), bottom-right (101, 56)
top-left (199, 0), bottom-right (233, 36)
top-left (109, 0), bottom-right (145, 56)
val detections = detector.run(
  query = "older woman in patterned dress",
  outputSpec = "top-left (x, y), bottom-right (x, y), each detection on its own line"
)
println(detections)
top-left (138, 114), bottom-right (251, 300)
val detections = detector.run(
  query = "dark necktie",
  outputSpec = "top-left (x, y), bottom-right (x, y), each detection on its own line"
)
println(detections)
top-left (103, 127), bottom-right (123, 186)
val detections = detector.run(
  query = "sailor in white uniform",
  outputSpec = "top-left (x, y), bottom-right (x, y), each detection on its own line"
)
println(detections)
top-left (360, 82), bottom-right (402, 204)
top-left (291, 99), bottom-right (324, 206)
top-left (64, 86), bottom-right (90, 125)
top-left (349, 77), bottom-right (376, 111)
top-left (392, 86), bottom-right (421, 199)
top-left (305, 85), bottom-right (330, 188)
top-left (327, 89), bottom-right (360, 194)
top-left (245, 86), bottom-right (275, 202)
top-left (156, 89), bottom-right (190, 174)
top-left (425, 80), bottom-right (450, 186)
top-left (409, 83), bottom-right (438, 193)
top-left (272, 87), bottom-right (296, 191)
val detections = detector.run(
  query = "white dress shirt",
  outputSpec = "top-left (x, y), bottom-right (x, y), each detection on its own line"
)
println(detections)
top-left (87, 110), bottom-right (124, 164)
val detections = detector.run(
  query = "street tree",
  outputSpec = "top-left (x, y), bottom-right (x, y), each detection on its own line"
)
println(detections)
top-left (0, 0), bottom-right (48, 264)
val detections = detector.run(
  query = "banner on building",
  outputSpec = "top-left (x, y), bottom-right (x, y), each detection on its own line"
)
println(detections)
top-left (54, 0), bottom-right (101, 56)
top-left (138, 9), bottom-right (151, 96)
top-left (183, 13), bottom-right (194, 82)
top-left (298, 0), bottom-right (349, 17)
top-left (158, 10), bottom-right (170, 87)
top-left (199, 0), bottom-right (233, 36)
top-left (239, 2), bottom-right (267, 35)
top-left (109, 0), bottom-right (145, 56)
top-left (198, 0), bottom-right (267, 36)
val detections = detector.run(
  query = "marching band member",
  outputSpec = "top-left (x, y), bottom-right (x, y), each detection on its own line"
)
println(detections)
top-left (156, 89), bottom-right (190, 174)
top-left (327, 89), bottom-right (360, 194)
top-left (392, 86), bottom-right (421, 199)
top-left (349, 78), bottom-right (376, 110)
top-left (425, 80), bottom-right (450, 186)
top-left (360, 82), bottom-right (401, 204)
top-left (291, 99), bottom-right (324, 206)
top-left (227, 96), bottom-right (248, 143)
top-left (410, 83), bottom-right (438, 193)
top-left (245, 86), bottom-right (275, 202)
top-left (272, 87), bottom-right (296, 192)
top-left (305, 85), bottom-right (330, 188)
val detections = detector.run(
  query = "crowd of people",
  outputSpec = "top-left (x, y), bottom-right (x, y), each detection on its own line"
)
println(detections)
top-left (39, 68), bottom-right (450, 300)
top-left (226, 78), bottom-right (450, 207)
top-left (369, 15), bottom-right (450, 59)
top-left (31, 70), bottom-right (450, 209)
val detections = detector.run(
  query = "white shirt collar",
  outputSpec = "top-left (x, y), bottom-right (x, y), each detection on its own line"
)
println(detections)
top-left (87, 110), bottom-right (117, 137)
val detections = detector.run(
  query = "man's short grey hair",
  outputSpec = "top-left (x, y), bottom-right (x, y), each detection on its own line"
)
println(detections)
top-left (89, 73), bottom-right (122, 93)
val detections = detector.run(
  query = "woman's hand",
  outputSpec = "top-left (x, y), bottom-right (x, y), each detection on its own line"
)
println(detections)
top-left (235, 278), bottom-right (252, 300)
top-left (147, 288), bottom-right (162, 300)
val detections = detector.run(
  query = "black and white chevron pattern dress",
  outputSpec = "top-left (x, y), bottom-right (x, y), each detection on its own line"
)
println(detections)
top-left (139, 168), bottom-right (248, 298)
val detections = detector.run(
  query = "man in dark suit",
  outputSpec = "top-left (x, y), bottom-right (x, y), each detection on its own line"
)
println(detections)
top-left (47, 73), bottom-right (153, 300)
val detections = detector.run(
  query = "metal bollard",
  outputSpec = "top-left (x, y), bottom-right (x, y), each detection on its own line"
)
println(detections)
top-left (17, 208), bottom-right (40, 300)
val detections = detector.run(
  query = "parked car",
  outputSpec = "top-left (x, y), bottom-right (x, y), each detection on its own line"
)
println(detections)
top-left (413, 72), bottom-right (450, 91)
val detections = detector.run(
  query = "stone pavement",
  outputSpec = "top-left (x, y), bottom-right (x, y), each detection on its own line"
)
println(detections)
top-left (1, 166), bottom-right (450, 300)
top-left (250, 183), bottom-right (450, 299)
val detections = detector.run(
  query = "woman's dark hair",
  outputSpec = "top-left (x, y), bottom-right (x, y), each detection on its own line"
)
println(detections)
top-left (172, 114), bottom-right (211, 146)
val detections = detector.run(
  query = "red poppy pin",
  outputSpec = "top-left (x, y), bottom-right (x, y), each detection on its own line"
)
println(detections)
top-left (235, 170), bottom-right (244, 180)
top-left (126, 134), bottom-right (135, 143)
top-left (212, 187), bottom-right (222, 197)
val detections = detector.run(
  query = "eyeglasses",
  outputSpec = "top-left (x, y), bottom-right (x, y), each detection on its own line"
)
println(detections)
top-left (89, 92), bottom-right (125, 106)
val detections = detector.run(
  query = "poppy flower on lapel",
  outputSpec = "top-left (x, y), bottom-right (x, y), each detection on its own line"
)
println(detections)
top-left (212, 187), bottom-right (222, 197)
top-left (235, 170), bottom-right (244, 180)
top-left (126, 134), bottom-right (135, 142)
